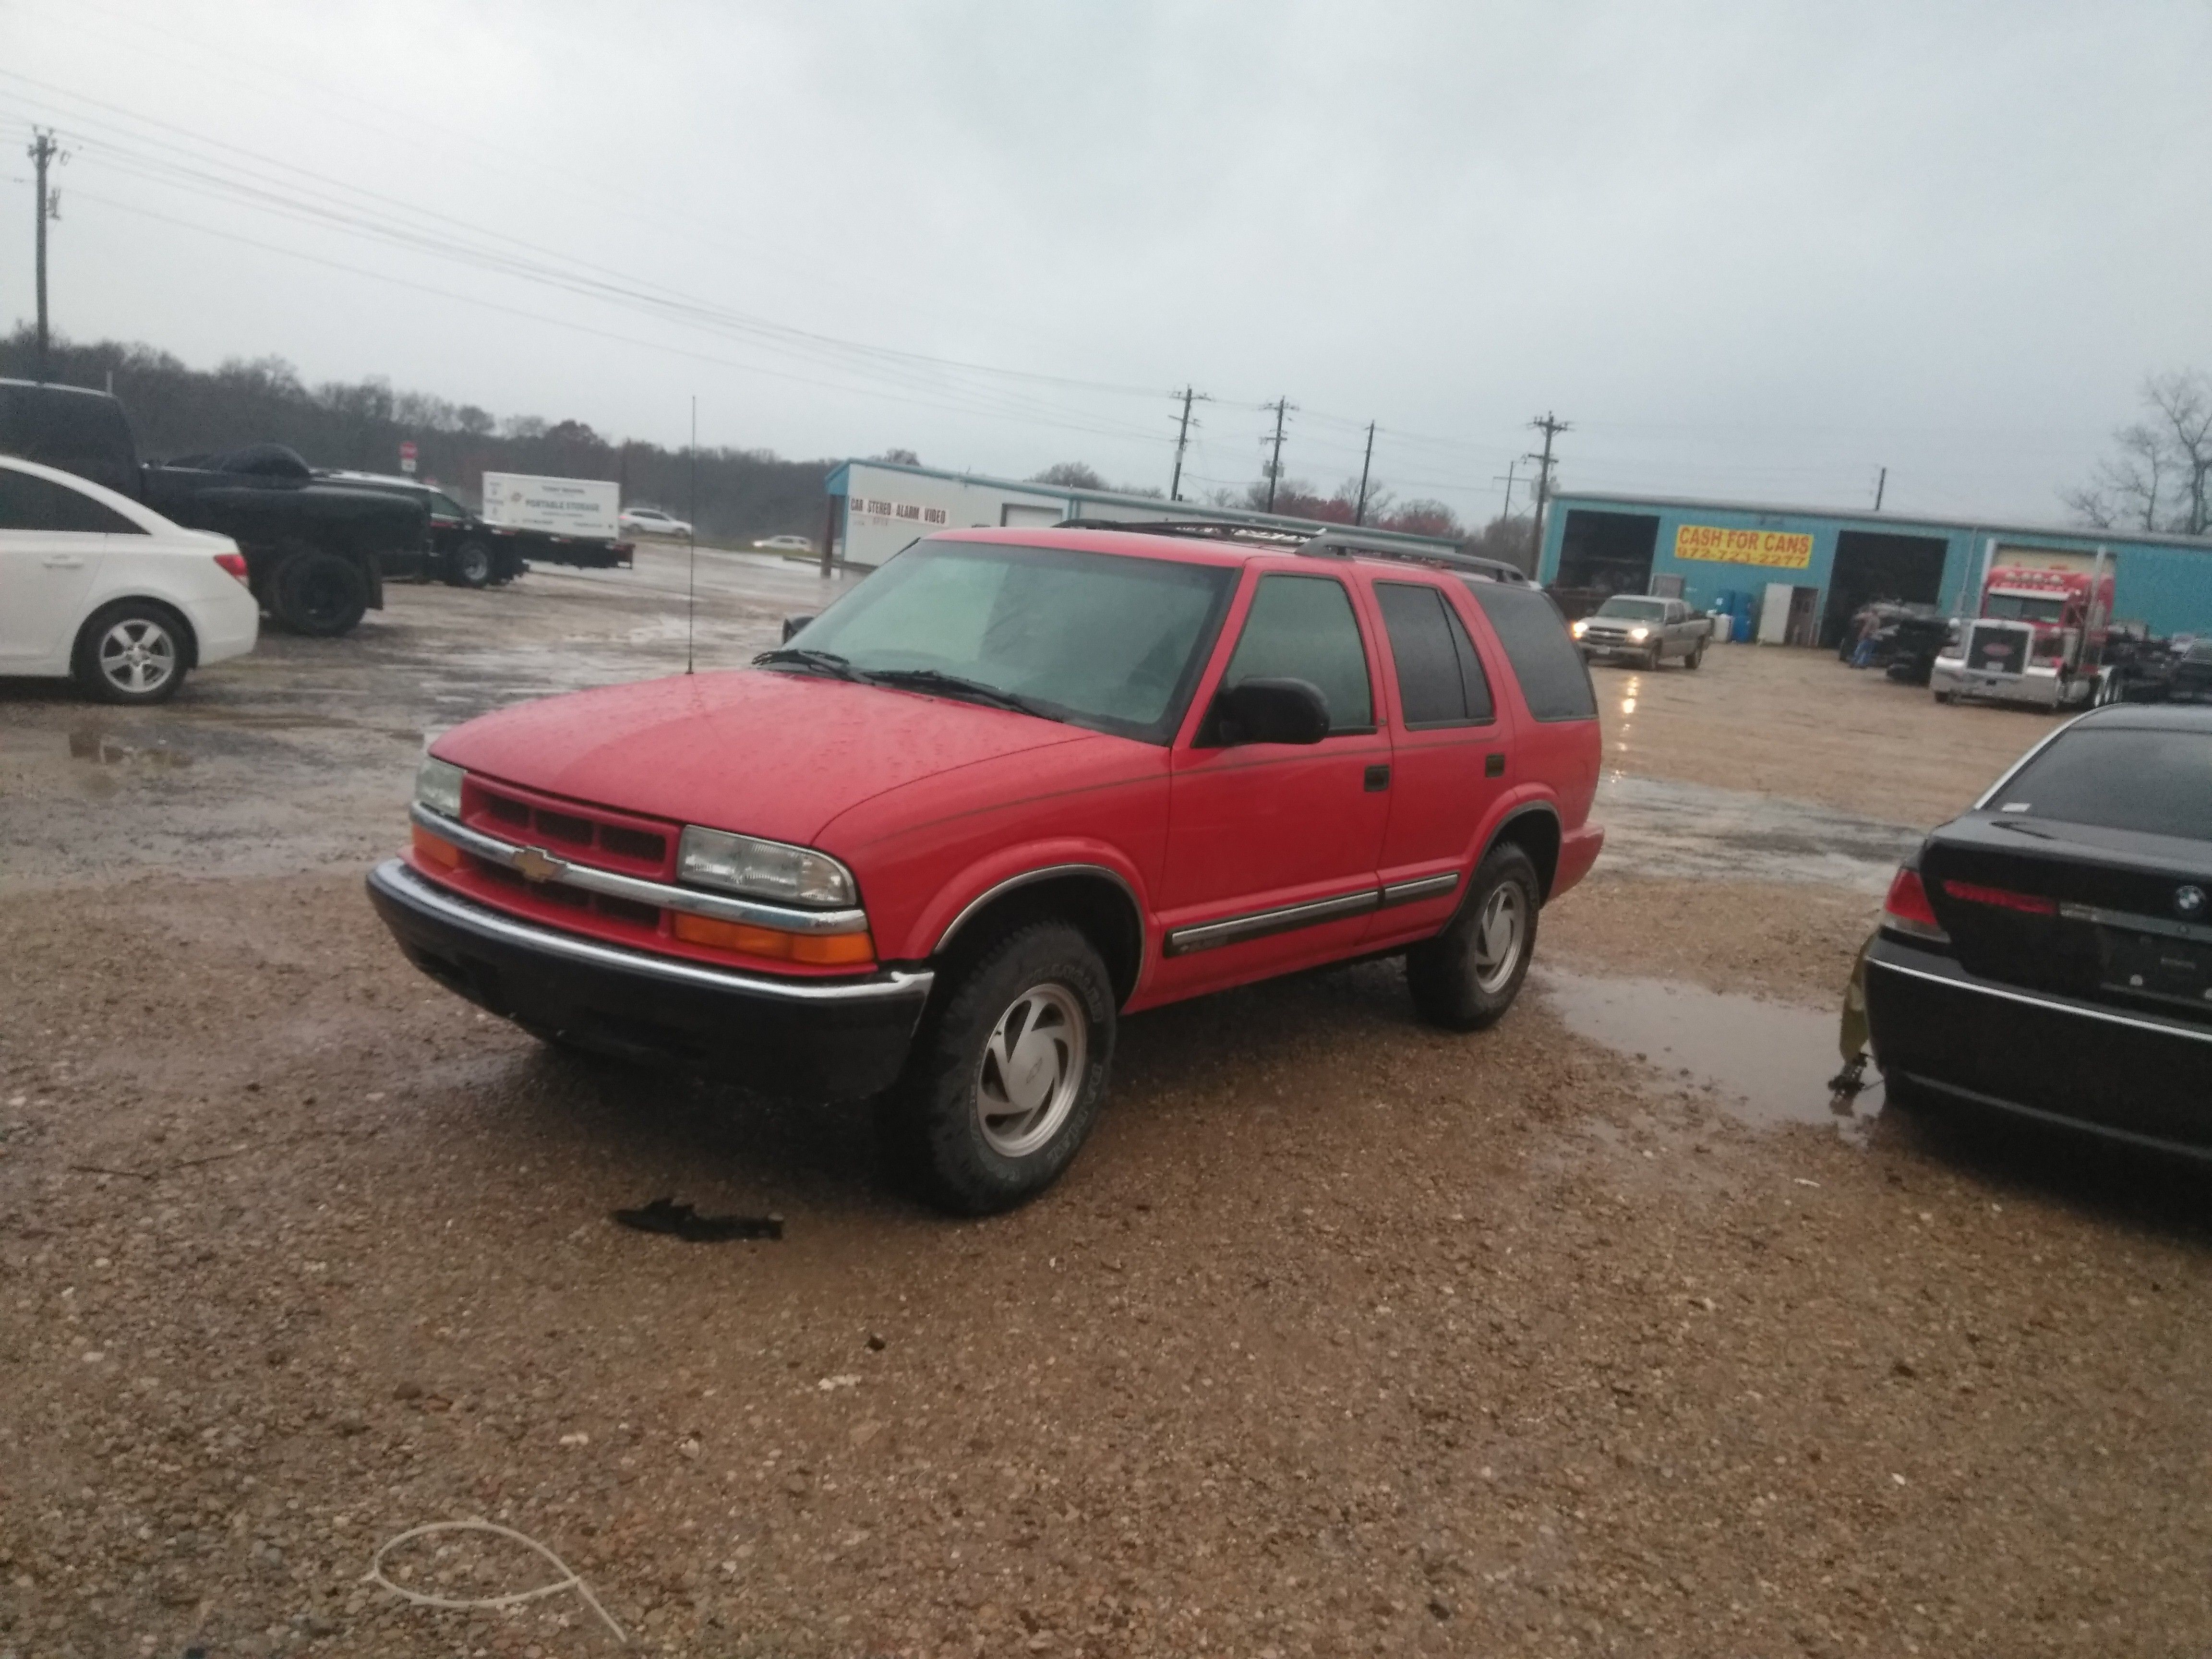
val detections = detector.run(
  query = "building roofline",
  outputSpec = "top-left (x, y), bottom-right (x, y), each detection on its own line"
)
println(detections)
top-left (1551, 489), bottom-right (2212, 554)
top-left (830, 456), bottom-right (1459, 551)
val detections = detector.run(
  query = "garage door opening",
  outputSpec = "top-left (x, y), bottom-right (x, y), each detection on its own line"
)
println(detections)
top-left (1820, 530), bottom-right (1948, 647)
top-left (1556, 510), bottom-right (1659, 604)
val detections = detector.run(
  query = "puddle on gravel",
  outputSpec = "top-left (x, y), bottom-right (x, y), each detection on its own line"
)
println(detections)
top-left (66, 728), bottom-right (193, 768)
top-left (1595, 773), bottom-right (1923, 894)
top-left (1537, 967), bottom-right (1881, 1142)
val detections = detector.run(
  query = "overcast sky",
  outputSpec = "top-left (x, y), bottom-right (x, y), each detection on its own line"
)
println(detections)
top-left (3, 0), bottom-right (2208, 525)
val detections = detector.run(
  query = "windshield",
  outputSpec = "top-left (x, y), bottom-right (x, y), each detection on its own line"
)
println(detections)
top-left (1987, 727), bottom-right (2212, 841)
top-left (1594, 597), bottom-right (1667, 620)
top-left (1985, 593), bottom-right (2066, 623)
top-left (780, 541), bottom-right (1237, 743)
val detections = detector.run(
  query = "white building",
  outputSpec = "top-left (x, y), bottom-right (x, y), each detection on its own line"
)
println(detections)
top-left (821, 457), bottom-right (1460, 570)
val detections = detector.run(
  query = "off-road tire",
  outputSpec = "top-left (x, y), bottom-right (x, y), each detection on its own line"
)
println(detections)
top-left (272, 550), bottom-right (370, 636)
top-left (72, 600), bottom-right (190, 705)
top-left (447, 540), bottom-right (494, 589)
top-left (1407, 843), bottom-right (1541, 1032)
top-left (879, 920), bottom-right (1116, 1215)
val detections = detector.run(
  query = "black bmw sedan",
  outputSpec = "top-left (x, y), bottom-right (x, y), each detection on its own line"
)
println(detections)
top-left (1866, 704), bottom-right (2212, 1154)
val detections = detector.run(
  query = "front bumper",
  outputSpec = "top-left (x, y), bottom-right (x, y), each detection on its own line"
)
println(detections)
top-left (366, 859), bottom-right (933, 1100)
top-left (1865, 935), bottom-right (2212, 1156)
top-left (1929, 660), bottom-right (2088, 708)
top-left (1575, 631), bottom-right (1651, 661)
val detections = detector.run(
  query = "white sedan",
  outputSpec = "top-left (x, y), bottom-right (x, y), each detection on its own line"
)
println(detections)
top-left (0, 454), bottom-right (260, 704)
top-left (750, 533), bottom-right (814, 553)
top-left (619, 506), bottom-right (692, 538)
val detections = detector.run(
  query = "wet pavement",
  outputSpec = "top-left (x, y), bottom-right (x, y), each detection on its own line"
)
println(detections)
top-left (1592, 772), bottom-right (1924, 893)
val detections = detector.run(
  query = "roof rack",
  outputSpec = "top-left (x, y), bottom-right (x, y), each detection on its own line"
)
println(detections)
top-left (1058, 517), bottom-right (1535, 584)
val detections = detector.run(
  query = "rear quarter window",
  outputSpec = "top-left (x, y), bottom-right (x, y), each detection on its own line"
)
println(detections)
top-left (1987, 726), bottom-right (2212, 842)
top-left (1462, 580), bottom-right (1598, 722)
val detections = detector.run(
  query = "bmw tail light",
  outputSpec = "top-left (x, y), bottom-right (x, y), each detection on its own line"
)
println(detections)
top-left (214, 552), bottom-right (250, 585)
top-left (1881, 865), bottom-right (1950, 943)
top-left (1941, 878), bottom-right (2057, 916)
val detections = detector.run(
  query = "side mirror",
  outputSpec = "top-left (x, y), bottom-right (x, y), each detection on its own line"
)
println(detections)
top-left (781, 614), bottom-right (816, 643)
top-left (1213, 677), bottom-right (1330, 746)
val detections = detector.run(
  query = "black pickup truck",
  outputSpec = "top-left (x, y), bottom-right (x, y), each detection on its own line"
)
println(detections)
top-left (0, 378), bottom-right (429, 636)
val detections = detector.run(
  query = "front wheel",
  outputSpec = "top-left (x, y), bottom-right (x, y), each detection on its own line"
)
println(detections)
top-left (74, 601), bottom-right (188, 704)
top-left (1685, 639), bottom-right (1705, 670)
top-left (880, 921), bottom-right (1115, 1214)
top-left (1407, 844), bottom-right (1541, 1031)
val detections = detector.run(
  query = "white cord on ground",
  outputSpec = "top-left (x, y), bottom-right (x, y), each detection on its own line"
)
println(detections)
top-left (366, 1518), bottom-right (628, 1646)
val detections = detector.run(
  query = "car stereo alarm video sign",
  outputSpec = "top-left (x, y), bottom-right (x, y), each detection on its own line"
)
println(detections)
top-left (1672, 524), bottom-right (1815, 569)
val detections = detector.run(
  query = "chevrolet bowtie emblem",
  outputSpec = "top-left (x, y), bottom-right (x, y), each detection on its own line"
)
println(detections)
top-left (512, 846), bottom-right (565, 884)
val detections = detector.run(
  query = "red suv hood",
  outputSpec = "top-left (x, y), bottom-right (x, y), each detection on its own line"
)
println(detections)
top-left (433, 669), bottom-right (1093, 846)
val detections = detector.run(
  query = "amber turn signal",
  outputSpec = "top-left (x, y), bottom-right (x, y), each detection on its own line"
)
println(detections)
top-left (672, 910), bottom-right (875, 966)
top-left (411, 825), bottom-right (462, 870)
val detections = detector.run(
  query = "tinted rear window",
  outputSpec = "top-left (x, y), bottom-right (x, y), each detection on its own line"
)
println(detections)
top-left (1463, 580), bottom-right (1598, 721)
top-left (1987, 727), bottom-right (2212, 842)
top-left (1376, 580), bottom-right (1493, 727)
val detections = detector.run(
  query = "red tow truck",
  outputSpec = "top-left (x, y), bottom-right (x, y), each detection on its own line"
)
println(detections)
top-left (1930, 559), bottom-right (2114, 709)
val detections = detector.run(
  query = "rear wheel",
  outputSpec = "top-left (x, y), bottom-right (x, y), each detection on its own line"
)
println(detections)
top-left (73, 601), bottom-right (189, 704)
top-left (1407, 844), bottom-right (1541, 1031)
top-left (272, 550), bottom-right (370, 636)
top-left (446, 540), bottom-right (493, 588)
top-left (879, 920), bottom-right (1115, 1214)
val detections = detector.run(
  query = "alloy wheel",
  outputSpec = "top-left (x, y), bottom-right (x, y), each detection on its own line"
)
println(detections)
top-left (1472, 884), bottom-right (1526, 993)
top-left (974, 982), bottom-right (1088, 1158)
top-left (97, 618), bottom-right (177, 697)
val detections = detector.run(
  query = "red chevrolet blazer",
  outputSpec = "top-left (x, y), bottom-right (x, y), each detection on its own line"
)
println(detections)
top-left (368, 525), bottom-right (1603, 1211)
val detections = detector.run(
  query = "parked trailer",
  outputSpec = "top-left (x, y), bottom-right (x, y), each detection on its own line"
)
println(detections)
top-left (478, 472), bottom-right (632, 571)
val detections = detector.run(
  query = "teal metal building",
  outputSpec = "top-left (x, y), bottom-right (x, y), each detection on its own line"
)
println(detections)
top-left (1537, 491), bottom-right (2212, 647)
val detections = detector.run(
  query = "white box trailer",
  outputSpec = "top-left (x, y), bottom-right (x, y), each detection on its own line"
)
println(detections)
top-left (481, 472), bottom-right (622, 538)
top-left (478, 472), bottom-right (630, 570)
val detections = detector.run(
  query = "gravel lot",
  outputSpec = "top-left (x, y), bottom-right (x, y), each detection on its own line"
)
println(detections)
top-left (4, 555), bottom-right (2209, 1659)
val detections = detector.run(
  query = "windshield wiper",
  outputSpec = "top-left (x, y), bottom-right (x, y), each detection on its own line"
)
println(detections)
top-left (752, 647), bottom-right (873, 683)
top-left (866, 668), bottom-right (1060, 721)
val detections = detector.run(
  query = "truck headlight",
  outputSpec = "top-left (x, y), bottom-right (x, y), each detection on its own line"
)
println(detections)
top-left (678, 826), bottom-right (857, 907)
top-left (415, 755), bottom-right (465, 818)
top-left (1570, 619), bottom-right (1588, 638)
top-left (1628, 626), bottom-right (1650, 641)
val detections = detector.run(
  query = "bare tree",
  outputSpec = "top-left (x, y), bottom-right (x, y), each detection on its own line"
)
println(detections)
top-left (1030, 461), bottom-right (1104, 488)
top-left (2146, 372), bottom-right (2212, 535)
top-left (2067, 372), bottom-right (2212, 535)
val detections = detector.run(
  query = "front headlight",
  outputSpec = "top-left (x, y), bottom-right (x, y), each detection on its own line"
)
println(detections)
top-left (1570, 619), bottom-right (1588, 638)
top-left (1628, 625), bottom-right (1650, 641)
top-left (678, 826), bottom-right (857, 907)
top-left (415, 755), bottom-right (465, 818)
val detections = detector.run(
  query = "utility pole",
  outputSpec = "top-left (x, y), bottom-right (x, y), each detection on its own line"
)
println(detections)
top-left (28, 129), bottom-right (66, 379)
top-left (1262, 397), bottom-right (1294, 514)
top-left (1527, 411), bottom-right (1570, 571)
top-left (1353, 421), bottom-right (1376, 526)
top-left (1874, 466), bottom-right (1887, 511)
top-left (1168, 385), bottom-right (1208, 503)
top-left (1493, 458), bottom-right (1519, 521)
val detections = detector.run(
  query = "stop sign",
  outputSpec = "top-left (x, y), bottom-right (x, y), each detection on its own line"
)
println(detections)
top-left (399, 440), bottom-right (418, 476)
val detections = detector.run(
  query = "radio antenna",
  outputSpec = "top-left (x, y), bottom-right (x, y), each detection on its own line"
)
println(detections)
top-left (685, 394), bottom-right (697, 675)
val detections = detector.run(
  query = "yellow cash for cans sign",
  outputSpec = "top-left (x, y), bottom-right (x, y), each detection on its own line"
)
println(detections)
top-left (1673, 524), bottom-right (1815, 569)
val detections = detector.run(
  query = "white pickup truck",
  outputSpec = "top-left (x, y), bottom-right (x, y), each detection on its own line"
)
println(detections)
top-left (1570, 594), bottom-right (1709, 669)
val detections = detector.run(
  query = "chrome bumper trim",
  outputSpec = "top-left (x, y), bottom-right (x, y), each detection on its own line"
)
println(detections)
top-left (1868, 953), bottom-right (2212, 1046)
top-left (411, 803), bottom-right (868, 935)
top-left (371, 860), bottom-right (929, 1005)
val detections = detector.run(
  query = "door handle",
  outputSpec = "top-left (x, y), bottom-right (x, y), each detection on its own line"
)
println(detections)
top-left (42, 556), bottom-right (85, 570)
top-left (1364, 764), bottom-right (1391, 792)
top-left (1485, 752), bottom-right (1506, 778)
